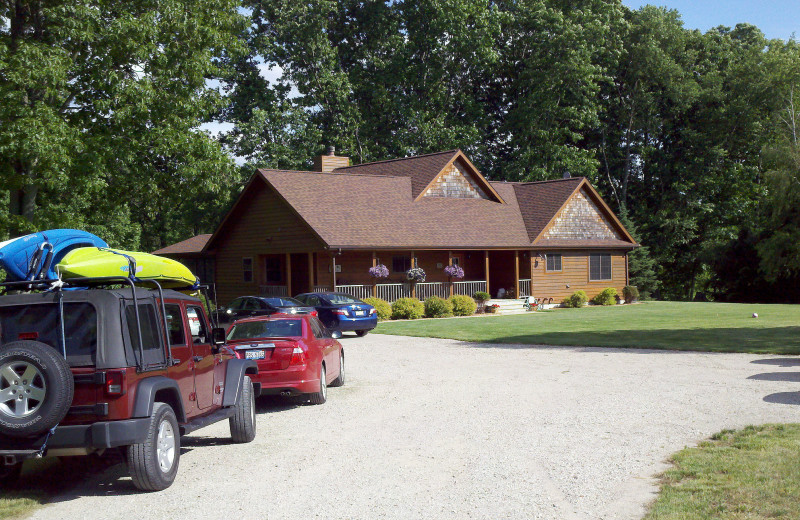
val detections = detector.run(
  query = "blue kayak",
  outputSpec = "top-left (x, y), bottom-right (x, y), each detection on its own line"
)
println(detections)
top-left (0, 229), bottom-right (108, 281)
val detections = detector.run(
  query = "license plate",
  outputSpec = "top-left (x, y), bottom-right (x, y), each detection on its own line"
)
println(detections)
top-left (355, 310), bottom-right (366, 316)
top-left (245, 350), bottom-right (265, 360)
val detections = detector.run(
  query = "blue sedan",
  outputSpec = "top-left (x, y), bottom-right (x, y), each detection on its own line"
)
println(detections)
top-left (294, 292), bottom-right (377, 336)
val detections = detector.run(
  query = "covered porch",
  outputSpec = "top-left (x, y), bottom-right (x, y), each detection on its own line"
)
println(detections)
top-left (258, 249), bottom-right (534, 302)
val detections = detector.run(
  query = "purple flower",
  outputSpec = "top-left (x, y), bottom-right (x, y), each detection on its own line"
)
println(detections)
top-left (443, 265), bottom-right (464, 279)
top-left (406, 267), bottom-right (426, 282)
top-left (369, 264), bottom-right (390, 278)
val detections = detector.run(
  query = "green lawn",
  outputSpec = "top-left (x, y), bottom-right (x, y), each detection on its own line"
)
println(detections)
top-left (373, 301), bottom-right (800, 354)
top-left (645, 424), bottom-right (800, 519)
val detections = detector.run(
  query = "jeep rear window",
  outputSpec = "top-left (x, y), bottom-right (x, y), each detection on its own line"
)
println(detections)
top-left (0, 303), bottom-right (97, 366)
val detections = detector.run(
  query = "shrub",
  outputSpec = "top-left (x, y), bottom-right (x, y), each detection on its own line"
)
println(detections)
top-left (391, 297), bottom-right (425, 319)
top-left (424, 296), bottom-right (452, 318)
top-left (363, 297), bottom-right (391, 320)
top-left (473, 291), bottom-right (490, 302)
top-left (449, 295), bottom-right (477, 316)
top-left (562, 290), bottom-right (588, 308)
top-left (592, 288), bottom-right (617, 306)
top-left (622, 285), bottom-right (639, 303)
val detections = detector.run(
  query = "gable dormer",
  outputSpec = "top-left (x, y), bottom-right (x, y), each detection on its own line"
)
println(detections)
top-left (422, 160), bottom-right (490, 200)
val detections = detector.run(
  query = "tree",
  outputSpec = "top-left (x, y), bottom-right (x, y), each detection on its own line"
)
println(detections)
top-left (0, 0), bottom-right (244, 249)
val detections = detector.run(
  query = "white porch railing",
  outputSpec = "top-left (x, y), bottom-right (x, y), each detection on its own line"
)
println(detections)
top-left (415, 282), bottom-right (448, 300)
top-left (260, 285), bottom-right (288, 296)
top-left (335, 284), bottom-right (373, 300)
top-left (453, 280), bottom-right (486, 297)
top-left (518, 279), bottom-right (531, 297)
top-left (313, 285), bottom-right (332, 292)
top-left (377, 283), bottom-right (410, 302)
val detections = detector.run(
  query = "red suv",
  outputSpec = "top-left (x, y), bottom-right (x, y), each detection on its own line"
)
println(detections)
top-left (0, 277), bottom-right (259, 491)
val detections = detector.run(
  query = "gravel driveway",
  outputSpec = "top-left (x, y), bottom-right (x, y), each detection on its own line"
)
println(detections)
top-left (25, 334), bottom-right (800, 520)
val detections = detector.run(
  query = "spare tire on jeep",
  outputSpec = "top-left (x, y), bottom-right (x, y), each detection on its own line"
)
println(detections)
top-left (0, 341), bottom-right (74, 438)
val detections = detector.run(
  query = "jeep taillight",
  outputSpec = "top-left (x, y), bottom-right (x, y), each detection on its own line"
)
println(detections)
top-left (290, 346), bottom-right (306, 366)
top-left (105, 370), bottom-right (126, 396)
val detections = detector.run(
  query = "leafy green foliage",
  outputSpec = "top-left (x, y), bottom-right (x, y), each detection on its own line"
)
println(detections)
top-left (592, 288), bottom-right (617, 306)
top-left (562, 290), bottom-right (588, 308)
top-left (363, 297), bottom-right (392, 321)
top-left (391, 297), bottom-right (425, 320)
top-left (449, 295), bottom-right (477, 316)
top-left (622, 286), bottom-right (639, 303)
top-left (423, 296), bottom-right (452, 318)
top-left (473, 291), bottom-right (491, 303)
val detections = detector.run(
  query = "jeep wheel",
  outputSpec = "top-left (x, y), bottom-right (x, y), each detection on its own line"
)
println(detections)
top-left (308, 363), bottom-right (327, 405)
top-left (230, 376), bottom-right (256, 443)
top-left (127, 403), bottom-right (180, 491)
top-left (0, 340), bottom-right (74, 438)
top-left (0, 462), bottom-right (22, 488)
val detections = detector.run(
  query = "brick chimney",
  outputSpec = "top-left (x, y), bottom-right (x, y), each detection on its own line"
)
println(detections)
top-left (313, 146), bottom-right (350, 172)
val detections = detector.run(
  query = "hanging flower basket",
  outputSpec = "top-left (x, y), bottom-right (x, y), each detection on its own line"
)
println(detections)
top-left (368, 264), bottom-right (389, 279)
top-left (406, 267), bottom-right (426, 282)
top-left (443, 265), bottom-right (464, 279)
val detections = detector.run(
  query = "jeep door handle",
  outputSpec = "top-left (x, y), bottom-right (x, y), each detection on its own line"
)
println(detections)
top-left (193, 356), bottom-right (204, 362)
top-left (171, 359), bottom-right (181, 366)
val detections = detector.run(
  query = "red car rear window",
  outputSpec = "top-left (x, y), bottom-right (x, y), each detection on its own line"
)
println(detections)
top-left (228, 319), bottom-right (302, 340)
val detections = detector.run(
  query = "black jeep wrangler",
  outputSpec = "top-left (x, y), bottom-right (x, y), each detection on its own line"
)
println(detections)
top-left (0, 278), bottom-right (259, 491)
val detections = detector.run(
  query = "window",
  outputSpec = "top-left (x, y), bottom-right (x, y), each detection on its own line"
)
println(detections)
top-left (186, 306), bottom-right (209, 344)
top-left (229, 298), bottom-right (245, 311)
top-left (164, 304), bottom-right (186, 346)
top-left (227, 319), bottom-right (302, 340)
top-left (0, 303), bottom-right (98, 366)
top-left (242, 258), bottom-right (253, 283)
top-left (305, 296), bottom-right (321, 307)
top-left (589, 253), bottom-right (612, 281)
top-left (392, 255), bottom-right (411, 273)
top-left (546, 254), bottom-right (562, 272)
top-left (265, 257), bottom-right (281, 283)
top-left (125, 304), bottom-right (165, 366)
top-left (309, 317), bottom-right (327, 339)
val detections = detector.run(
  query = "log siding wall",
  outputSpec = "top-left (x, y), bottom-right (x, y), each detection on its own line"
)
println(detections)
top-left (531, 250), bottom-right (628, 302)
top-left (213, 180), bottom-right (324, 305)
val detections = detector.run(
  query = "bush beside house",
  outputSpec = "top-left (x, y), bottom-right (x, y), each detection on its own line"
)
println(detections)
top-left (592, 288), bottom-right (618, 306)
top-left (424, 296), bottom-right (453, 318)
top-left (391, 298), bottom-right (425, 319)
top-left (364, 297), bottom-right (391, 320)
top-left (450, 295), bottom-right (477, 316)
top-left (563, 290), bottom-right (588, 308)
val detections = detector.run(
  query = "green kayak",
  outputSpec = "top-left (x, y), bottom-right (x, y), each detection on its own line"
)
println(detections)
top-left (56, 247), bottom-right (198, 288)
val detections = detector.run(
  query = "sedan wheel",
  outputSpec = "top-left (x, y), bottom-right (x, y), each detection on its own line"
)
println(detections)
top-left (308, 364), bottom-right (327, 405)
top-left (330, 351), bottom-right (345, 387)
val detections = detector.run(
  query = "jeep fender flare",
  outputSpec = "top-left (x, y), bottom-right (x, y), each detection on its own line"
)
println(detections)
top-left (222, 359), bottom-right (259, 408)
top-left (132, 377), bottom-right (187, 424)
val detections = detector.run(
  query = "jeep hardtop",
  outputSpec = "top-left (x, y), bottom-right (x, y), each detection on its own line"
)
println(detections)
top-left (0, 277), bottom-right (259, 491)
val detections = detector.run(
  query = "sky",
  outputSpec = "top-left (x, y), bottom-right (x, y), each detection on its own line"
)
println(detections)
top-left (621, 0), bottom-right (799, 41)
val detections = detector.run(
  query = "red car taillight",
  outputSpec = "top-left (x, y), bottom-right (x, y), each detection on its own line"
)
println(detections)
top-left (105, 370), bottom-right (126, 397)
top-left (290, 346), bottom-right (306, 366)
top-left (310, 310), bottom-right (318, 317)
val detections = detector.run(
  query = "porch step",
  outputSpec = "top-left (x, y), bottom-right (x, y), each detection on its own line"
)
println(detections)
top-left (485, 299), bottom-right (530, 315)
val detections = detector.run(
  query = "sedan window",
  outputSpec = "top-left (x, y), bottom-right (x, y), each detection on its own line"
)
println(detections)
top-left (227, 320), bottom-right (302, 340)
top-left (325, 293), bottom-right (364, 305)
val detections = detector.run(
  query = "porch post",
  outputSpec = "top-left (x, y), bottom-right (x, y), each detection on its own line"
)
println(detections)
top-left (410, 250), bottom-right (416, 299)
top-left (448, 250), bottom-right (453, 297)
top-left (331, 255), bottom-right (337, 290)
top-left (308, 252), bottom-right (314, 291)
top-left (285, 253), bottom-right (292, 297)
top-left (530, 251), bottom-right (535, 298)
top-left (514, 250), bottom-right (519, 299)
top-left (372, 251), bottom-right (377, 297)
top-left (484, 250), bottom-right (490, 297)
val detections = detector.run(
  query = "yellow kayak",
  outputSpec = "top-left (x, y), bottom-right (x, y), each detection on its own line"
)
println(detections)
top-left (56, 247), bottom-right (198, 288)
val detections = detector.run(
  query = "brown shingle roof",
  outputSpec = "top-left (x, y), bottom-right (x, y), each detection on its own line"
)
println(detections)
top-left (153, 234), bottom-right (211, 255)
top-left (259, 170), bottom-right (531, 248)
top-left (512, 178), bottom-right (584, 241)
top-left (333, 150), bottom-right (459, 198)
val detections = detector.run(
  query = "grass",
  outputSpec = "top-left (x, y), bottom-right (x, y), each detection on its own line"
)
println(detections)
top-left (645, 424), bottom-right (800, 519)
top-left (373, 301), bottom-right (800, 354)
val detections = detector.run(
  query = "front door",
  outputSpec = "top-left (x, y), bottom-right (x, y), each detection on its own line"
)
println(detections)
top-left (185, 304), bottom-right (215, 410)
top-left (165, 303), bottom-right (196, 417)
